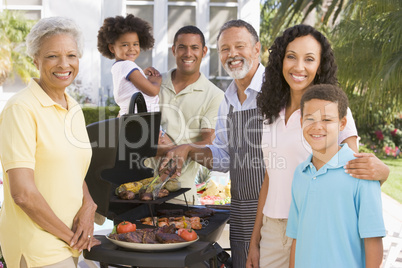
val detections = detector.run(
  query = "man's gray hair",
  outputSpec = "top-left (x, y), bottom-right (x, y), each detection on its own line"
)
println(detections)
top-left (26, 16), bottom-right (84, 58)
top-left (217, 19), bottom-right (259, 45)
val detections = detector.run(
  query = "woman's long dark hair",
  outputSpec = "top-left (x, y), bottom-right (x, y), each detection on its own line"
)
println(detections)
top-left (257, 24), bottom-right (338, 123)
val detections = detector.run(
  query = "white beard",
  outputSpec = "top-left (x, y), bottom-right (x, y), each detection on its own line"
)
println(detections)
top-left (223, 56), bottom-right (253, 80)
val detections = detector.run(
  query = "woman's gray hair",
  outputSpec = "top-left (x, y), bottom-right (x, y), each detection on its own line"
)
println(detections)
top-left (26, 16), bottom-right (84, 58)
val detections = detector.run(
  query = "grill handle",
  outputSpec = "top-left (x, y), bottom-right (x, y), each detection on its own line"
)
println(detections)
top-left (128, 92), bottom-right (148, 114)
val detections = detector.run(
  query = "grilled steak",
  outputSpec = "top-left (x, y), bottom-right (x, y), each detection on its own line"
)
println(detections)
top-left (108, 225), bottom-right (189, 244)
top-left (109, 231), bottom-right (143, 243)
top-left (158, 189), bottom-right (169, 198)
top-left (156, 209), bottom-right (184, 217)
top-left (143, 231), bottom-right (158, 244)
top-left (155, 232), bottom-right (186, 243)
top-left (158, 224), bottom-right (177, 234)
top-left (140, 192), bottom-right (153, 201)
top-left (118, 190), bottom-right (135, 200)
top-left (184, 208), bottom-right (215, 218)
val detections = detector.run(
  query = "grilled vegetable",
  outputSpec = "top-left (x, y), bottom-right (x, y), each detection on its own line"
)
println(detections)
top-left (164, 178), bottom-right (181, 192)
top-left (115, 176), bottom-right (159, 196)
top-left (115, 181), bottom-right (143, 195)
top-left (139, 177), bottom-right (156, 186)
top-left (117, 221), bottom-right (136, 234)
top-left (177, 228), bottom-right (197, 241)
top-left (196, 182), bottom-right (207, 192)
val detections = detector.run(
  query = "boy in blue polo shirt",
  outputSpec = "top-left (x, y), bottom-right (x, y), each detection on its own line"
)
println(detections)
top-left (286, 84), bottom-right (385, 268)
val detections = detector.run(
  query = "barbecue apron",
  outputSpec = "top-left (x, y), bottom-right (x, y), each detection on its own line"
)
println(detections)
top-left (227, 106), bottom-right (265, 243)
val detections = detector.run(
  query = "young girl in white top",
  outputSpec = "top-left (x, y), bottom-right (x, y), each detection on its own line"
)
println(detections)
top-left (97, 14), bottom-right (161, 115)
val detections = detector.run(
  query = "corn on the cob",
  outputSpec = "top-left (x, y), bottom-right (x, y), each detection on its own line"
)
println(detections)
top-left (115, 181), bottom-right (143, 195)
top-left (115, 177), bottom-right (159, 195)
top-left (139, 177), bottom-right (155, 186)
top-left (125, 181), bottom-right (143, 192)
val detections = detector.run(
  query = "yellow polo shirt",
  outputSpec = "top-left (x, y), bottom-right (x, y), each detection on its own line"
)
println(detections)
top-left (146, 70), bottom-right (224, 203)
top-left (0, 79), bottom-right (92, 267)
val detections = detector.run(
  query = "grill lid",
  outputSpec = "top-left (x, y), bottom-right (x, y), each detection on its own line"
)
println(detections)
top-left (85, 92), bottom-right (161, 217)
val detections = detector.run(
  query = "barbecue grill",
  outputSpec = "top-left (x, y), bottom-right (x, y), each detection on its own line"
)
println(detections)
top-left (83, 93), bottom-right (230, 267)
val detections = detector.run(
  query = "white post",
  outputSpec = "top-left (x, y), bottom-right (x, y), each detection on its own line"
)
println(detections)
top-left (0, 85), bottom-right (3, 112)
top-left (197, 0), bottom-right (210, 77)
top-left (238, 0), bottom-right (260, 36)
top-left (153, 0), bottom-right (168, 73)
top-left (47, 0), bottom-right (102, 105)
top-left (100, 0), bottom-right (124, 105)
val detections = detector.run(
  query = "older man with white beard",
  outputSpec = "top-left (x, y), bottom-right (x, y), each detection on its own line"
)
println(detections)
top-left (160, 20), bottom-right (265, 267)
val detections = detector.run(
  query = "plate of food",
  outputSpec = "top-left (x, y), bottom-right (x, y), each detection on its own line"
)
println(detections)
top-left (106, 235), bottom-right (199, 252)
top-left (106, 224), bottom-right (199, 252)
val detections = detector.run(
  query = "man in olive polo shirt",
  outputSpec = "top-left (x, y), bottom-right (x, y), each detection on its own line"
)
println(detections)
top-left (146, 26), bottom-right (224, 204)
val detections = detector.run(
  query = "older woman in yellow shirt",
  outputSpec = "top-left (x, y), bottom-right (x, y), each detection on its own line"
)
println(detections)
top-left (0, 17), bottom-right (100, 267)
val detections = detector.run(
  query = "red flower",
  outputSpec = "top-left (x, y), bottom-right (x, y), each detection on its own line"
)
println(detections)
top-left (384, 146), bottom-right (391, 155)
top-left (391, 128), bottom-right (398, 137)
top-left (375, 130), bottom-right (384, 141)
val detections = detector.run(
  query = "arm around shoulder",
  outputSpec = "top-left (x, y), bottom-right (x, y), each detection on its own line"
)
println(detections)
top-left (344, 152), bottom-right (390, 183)
top-left (340, 109), bottom-right (389, 182)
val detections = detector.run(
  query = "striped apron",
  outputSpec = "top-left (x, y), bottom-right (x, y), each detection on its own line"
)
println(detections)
top-left (227, 106), bottom-right (265, 267)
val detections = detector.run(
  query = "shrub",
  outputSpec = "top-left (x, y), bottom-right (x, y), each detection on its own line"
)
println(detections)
top-left (82, 106), bottom-right (120, 125)
top-left (358, 143), bottom-right (375, 154)
top-left (0, 245), bottom-right (5, 268)
top-left (358, 111), bottom-right (402, 158)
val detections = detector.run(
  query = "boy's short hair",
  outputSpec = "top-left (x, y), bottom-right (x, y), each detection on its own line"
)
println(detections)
top-left (173, 25), bottom-right (205, 47)
top-left (301, 84), bottom-right (349, 119)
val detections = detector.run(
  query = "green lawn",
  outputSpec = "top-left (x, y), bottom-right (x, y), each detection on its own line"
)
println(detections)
top-left (381, 158), bottom-right (402, 204)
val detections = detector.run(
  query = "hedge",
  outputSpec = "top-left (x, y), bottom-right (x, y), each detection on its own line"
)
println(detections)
top-left (82, 106), bottom-right (120, 125)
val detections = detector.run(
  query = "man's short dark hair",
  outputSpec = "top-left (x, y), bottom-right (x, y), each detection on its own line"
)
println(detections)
top-left (301, 84), bottom-right (349, 119)
top-left (173, 25), bottom-right (205, 47)
top-left (217, 19), bottom-right (259, 45)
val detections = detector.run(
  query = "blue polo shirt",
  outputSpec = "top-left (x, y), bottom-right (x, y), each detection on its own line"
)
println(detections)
top-left (286, 144), bottom-right (386, 268)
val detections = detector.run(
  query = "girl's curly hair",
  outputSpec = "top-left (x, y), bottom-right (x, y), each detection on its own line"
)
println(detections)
top-left (97, 14), bottom-right (154, 59)
top-left (257, 24), bottom-right (338, 123)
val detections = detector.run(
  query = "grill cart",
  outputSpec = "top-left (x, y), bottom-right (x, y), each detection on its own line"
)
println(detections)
top-left (83, 93), bottom-right (230, 267)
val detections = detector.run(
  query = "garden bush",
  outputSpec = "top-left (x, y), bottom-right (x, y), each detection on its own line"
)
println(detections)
top-left (82, 106), bottom-right (120, 125)
top-left (357, 109), bottom-right (402, 158)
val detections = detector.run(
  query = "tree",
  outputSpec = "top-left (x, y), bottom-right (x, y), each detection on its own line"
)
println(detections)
top-left (260, 0), bottom-right (304, 66)
top-left (0, 10), bottom-right (38, 87)
top-left (332, 0), bottom-right (401, 123)
top-left (264, 0), bottom-right (341, 38)
top-left (260, 0), bottom-right (401, 123)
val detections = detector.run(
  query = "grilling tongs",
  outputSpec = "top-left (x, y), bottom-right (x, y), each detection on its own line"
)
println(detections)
top-left (141, 159), bottom-right (176, 199)
top-left (151, 165), bottom-right (177, 200)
